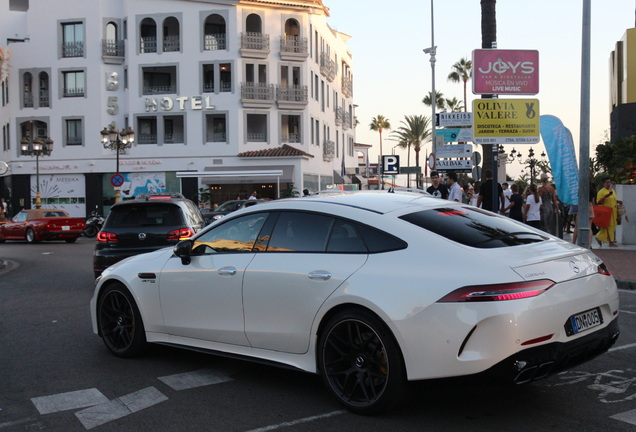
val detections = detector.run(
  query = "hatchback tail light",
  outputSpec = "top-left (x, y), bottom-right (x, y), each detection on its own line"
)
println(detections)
top-left (437, 279), bottom-right (555, 302)
top-left (167, 228), bottom-right (195, 241)
top-left (97, 231), bottom-right (118, 242)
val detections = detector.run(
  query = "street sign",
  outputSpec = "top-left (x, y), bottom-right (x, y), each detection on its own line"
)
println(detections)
top-left (436, 144), bottom-right (473, 158)
top-left (428, 153), bottom-right (436, 170)
top-left (435, 159), bottom-right (473, 171)
top-left (472, 49), bottom-right (539, 95)
top-left (400, 166), bottom-right (421, 174)
top-left (382, 155), bottom-right (400, 175)
top-left (472, 99), bottom-right (540, 144)
top-left (111, 173), bottom-right (124, 187)
top-left (435, 128), bottom-right (473, 142)
top-left (436, 112), bottom-right (473, 127)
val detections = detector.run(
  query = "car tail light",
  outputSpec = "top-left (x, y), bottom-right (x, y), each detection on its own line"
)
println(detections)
top-left (437, 279), bottom-right (555, 302)
top-left (97, 231), bottom-right (118, 242)
top-left (167, 228), bottom-right (194, 240)
top-left (597, 263), bottom-right (611, 276)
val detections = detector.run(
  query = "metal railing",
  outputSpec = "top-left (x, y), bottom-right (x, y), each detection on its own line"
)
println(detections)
top-left (241, 82), bottom-right (275, 101)
top-left (62, 41), bottom-right (84, 57)
top-left (204, 34), bottom-right (226, 50)
top-left (102, 39), bottom-right (125, 57)
top-left (206, 132), bottom-right (227, 142)
top-left (282, 133), bottom-right (301, 143)
top-left (63, 87), bottom-right (84, 97)
top-left (163, 36), bottom-right (180, 52)
top-left (142, 85), bottom-right (176, 95)
top-left (276, 85), bottom-right (308, 103)
top-left (140, 36), bottom-right (157, 53)
top-left (246, 132), bottom-right (267, 142)
top-left (280, 35), bottom-right (308, 54)
top-left (241, 32), bottom-right (270, 51)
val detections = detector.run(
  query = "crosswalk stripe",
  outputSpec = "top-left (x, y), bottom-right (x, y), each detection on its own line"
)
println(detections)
top-left (158, 367), bottom-right (233, 391)
top-left (31, 388), bottom-right (109, 415)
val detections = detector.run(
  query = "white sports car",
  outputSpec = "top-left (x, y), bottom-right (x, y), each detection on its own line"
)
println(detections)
top-left (90, 191), bottom-right (620, 414)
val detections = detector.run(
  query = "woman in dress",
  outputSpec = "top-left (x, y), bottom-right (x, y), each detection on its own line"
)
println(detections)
top-left (524, 184), bottom-right (542, 229)
top-left (538, 173), bottom-right (559, 235)
top-left (595, 177), bottom-right (620, 247)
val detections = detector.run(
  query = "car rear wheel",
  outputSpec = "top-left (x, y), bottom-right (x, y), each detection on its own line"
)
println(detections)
top-left (97, 283), bottom-right (147, 357)
top-left (25, 228), bottom-right (37, 243)
top-left (318, 309), bottom-right (407, 415)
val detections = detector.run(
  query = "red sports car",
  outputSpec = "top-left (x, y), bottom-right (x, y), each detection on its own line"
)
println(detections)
top-left (0, 209), bottom-right (85, 243)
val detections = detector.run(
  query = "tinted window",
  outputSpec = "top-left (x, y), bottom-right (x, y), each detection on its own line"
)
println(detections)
top-left (106, 204), bottom-right (183, 228)
top-left (267, 211), bottom-right (333, 252)
top-left (326, 219), bottom-right (367, 253)
top-left (192, 212), bottom-right (268, 253)
top-left (356, 224), bottom-right (407, 253)
top-left (399, 206), bottom-right (547, 248)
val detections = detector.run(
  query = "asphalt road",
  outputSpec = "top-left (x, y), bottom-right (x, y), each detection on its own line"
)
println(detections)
top-left (1, 238), bottom-right (635, 431)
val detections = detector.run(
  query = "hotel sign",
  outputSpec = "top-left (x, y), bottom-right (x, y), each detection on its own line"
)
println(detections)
top-left (472, 49), bottom-right (539, 95)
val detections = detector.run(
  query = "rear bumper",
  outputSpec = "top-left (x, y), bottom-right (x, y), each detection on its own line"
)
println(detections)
top-left (485, 317), bottom-right (620, 384)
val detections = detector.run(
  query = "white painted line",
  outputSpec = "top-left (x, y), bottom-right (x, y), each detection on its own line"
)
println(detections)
top-left (31, 388), bottom-right (109, 415)
top-left (0, 417), bottom-right (40, 429)
top-left (619, 309), bottom-right (636, 315)
top-left (75, 387), bottom-right (167, 430)
top-left (611, 408), bottom-right (636, 425)
top-left (609, 342), bottom-right (636, 352)
top-left (244, 410), bottom-right (346, 432)
top-left (158, 368), bottom-right (233, 391)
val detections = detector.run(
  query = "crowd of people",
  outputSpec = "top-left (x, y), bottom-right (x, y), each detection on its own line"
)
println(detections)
top-left (426, 170), bottom-right (622, 247)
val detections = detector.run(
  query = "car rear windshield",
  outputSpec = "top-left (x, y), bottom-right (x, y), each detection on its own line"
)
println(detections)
top-left (106, 203), bottom-right (184, 228)
top-left (399, 206), bottom-right (548, 248)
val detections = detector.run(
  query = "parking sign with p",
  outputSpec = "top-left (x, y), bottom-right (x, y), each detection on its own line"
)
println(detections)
top-left (382, 155), bottom-right (400, 175)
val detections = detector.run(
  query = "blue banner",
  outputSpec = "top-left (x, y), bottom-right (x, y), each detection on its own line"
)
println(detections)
top-left (539, 115), bottom-right (579, 205)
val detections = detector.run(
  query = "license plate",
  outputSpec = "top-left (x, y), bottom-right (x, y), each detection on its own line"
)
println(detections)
top-left (62, 226), bottom-right (70, 231)
top-left (564, 307), bottom-right (603, 336)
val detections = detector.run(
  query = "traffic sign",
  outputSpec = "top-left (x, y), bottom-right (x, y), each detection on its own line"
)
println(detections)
top-left (436, 144), bottom-right (472, 158)
top-left (382, 155), bottom-right (400, 175)
top-left (435, 159), bottom-right (473, 170)
top-left (111, 173), bottom-right (124, 187)
top-left (428, 153), bottom-right (436, 170)
top-left (472, 99), bottom-right (540, 144)
top-left (436, 112), bottom-right (473, 127)
top-left (435, 128), bottom-right (473, 142)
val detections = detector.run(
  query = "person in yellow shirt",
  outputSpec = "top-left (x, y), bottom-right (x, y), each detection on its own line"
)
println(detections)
top-left (596, 177), bottom-right (620, 247)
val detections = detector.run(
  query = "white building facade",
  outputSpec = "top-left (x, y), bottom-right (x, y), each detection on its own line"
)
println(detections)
top-left (0, 0), bottom-right (356, 217)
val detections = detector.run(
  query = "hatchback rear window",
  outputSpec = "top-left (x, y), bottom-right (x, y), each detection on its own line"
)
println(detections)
top-left (399, 206), bottom-right (547, 248)
top-left (106, 204), bottom-right (184, 228)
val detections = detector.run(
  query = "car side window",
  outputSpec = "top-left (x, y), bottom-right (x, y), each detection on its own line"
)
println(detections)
top-left (326, 219), bottom-right (368, 253)
top-left (17, 212), bottom-right (28, 222)
top-left (267, 211), bottom-right (333, 252)
top-left (192, 212), bottom-right (268, 254)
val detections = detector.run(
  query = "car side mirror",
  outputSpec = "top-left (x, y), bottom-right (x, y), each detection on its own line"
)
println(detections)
top-left (174, 239), bottom-right (193, 265)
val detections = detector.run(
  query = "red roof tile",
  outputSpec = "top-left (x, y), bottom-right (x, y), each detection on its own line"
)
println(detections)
top-left (237, 144), bottom-right (315, 158)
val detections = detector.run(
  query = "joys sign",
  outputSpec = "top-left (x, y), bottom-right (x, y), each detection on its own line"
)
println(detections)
top-left (472, 49), bottom-right (539, 95)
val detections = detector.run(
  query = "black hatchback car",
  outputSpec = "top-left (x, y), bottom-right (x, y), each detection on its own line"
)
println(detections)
top-left (93, 193), bottom-right (205, 277)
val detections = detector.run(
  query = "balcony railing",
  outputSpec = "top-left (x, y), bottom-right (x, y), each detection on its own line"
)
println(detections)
top-left (163, 36), bottom-right (180, 52)
top-left (164, 133), bottom-right (184, 143)
top-left (66, 136), bottom-right (82, 146)
top-left (240, 32), bottom-right (270, 58)
top-left (241, 82), bottom-right (275, 107)
top-left (247, 132), bottom-right (267, 142)
top-left (206, 132), bottom-right (227, 142)
top-left (39, 91), bottom-right (50, 108)
top-left (203, 82), bottom-right (214, 93)
top-left (140, 36), bottom-right (157, 53)
top-left (280, 35), bottom-right (309, 60)
top-left (63, 87), bottom-right (85, 97)
top-left (204, 34), bottom-right (227, 51)
top-left (342, 76), bottom-right (353, 98)
top-left (282, 133), bottom-right (301, 143)
top-left (323, 140), bottom-right (335, 161)
top-left (320, 53), bottom-right (336, 82)
top-left (102, 39), bottom-right (125, 57)
top-left (335, 107), bottom-right (344, 126)
top-left (220, 81), bottom-right (232, 92)
top-left (137, 133), bottom-right (157, 144)
top-left (23, 93), bottom-right (34, 108)
top-left (62, 41), bottom-right (84, 57)
top-left (276, 85), bottom-right (308, 103)
top-left (143, 85), bottom-right (176, 95)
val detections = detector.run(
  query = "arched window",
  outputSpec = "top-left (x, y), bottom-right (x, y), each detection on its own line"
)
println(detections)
top-left (163, 16), bottom-right (180, 52)
top-left (204, 14), bottom-right (226, 50)
top-left (140, 18), bottom-right (157, 53)
top-left (23, 72), bottom-right (33, 108)
top-left (38, 72), bottom-right (50, 108)
top-left (284, 19), bottom-right (300, 37)
top-left (245, 14), bottom-right (262, 33)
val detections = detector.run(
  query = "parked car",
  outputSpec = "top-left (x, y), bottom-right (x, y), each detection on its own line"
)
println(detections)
top-left (93, 193), bottom-right (205, 277)
top-left (201, 199), bottom-right (266, 224)
top-left (91, 191), bottom-right (620, 414)
top-left (0, 209), bottom-right (85, 243)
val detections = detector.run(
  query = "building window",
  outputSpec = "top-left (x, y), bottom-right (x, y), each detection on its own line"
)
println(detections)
top-left (163, 115), bottom-right (184, 144)
top-left (137, 116), bottom-right (157, 144)
top-left (142, 66), bottom-right (177, 95)
top-left (205, 114), bottom-right (227, 143)
top-left (203, 14), bottom-right (227, 50)
top-left (39, 72), bottom-right (50, 107)
top-left (62, 22), bottom-right (84, 57)
top-left (140, 18), bottom-right (157, 53)
top-left (23, 71), bottom-right (33, 107)
top-left (63, 70), bottom-right (85, 97)
top-left (246, 113), bottom-right (267, 142)
top-left (162, 16), bottom-right (180, 52)
top-left (65, 118), bottom-right (83, 146)
top-left (281, 114), bottom-right (301, 143)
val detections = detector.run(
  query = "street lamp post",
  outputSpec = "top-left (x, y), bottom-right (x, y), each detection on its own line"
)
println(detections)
top-left (21, 137), bottom-right (54, 209)
top-left (515, 147), bottom-right (546, 185)
top-left (101, 126), bottom-right (134, 203)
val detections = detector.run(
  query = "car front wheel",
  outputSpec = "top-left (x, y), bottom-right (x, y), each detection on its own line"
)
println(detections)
top-left (97, 283), bottom-right (147, 357)
top-left (25, 228), bottom-right (37, 243)
top-left (318, 309), bottom-right (407, 415)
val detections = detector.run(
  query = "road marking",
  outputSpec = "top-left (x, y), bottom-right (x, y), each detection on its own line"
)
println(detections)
top-left (619, 309), bottom-right (636, 315)
top-left (158, 368), bottom-right (233, 391)
top-left (0, 417), bottom-right (41, 429)
top-left (609, 342), bottom-right (636, 352)
top-left (31, 388), bottom-right (109, 415)
top-left (244, 411), bottom-right (347, 432)
top-left (75, 386), bottom-right (167, 430)
top-left (611, 408), bottom-right (636, 425)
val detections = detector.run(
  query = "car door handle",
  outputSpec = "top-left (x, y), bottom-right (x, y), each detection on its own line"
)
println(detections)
top-left (218, 267), bottom-right (237, 276)
top-left (308, 271), bottom-right (332, 280)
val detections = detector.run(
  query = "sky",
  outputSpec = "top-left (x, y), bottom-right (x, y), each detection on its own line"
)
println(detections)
top-left (324, 0), bottom-right (636, 179)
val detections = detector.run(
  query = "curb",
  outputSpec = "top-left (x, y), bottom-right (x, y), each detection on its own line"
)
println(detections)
top-left (617, 280), bottom-right (636, 290)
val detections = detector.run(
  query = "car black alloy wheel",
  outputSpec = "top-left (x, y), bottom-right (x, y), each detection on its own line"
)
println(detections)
top-left (25, 228), bottom-right (37, 243)
top-left (319, 310), bottom-right (407, 414)
top-left (97, 283), bottom-right (147, 357)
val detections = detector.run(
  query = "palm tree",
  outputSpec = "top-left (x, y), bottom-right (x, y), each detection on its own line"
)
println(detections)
top-left (369, 115), bottom-right (391, 189)
top-left (445, 97), bottom-right (464, 113)
top-left (390, 115), bottom-right (431, 188)
top-left (422, 91), bottom-right (446, 110)
top-left (447, 57), bottom-right (472, 112)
